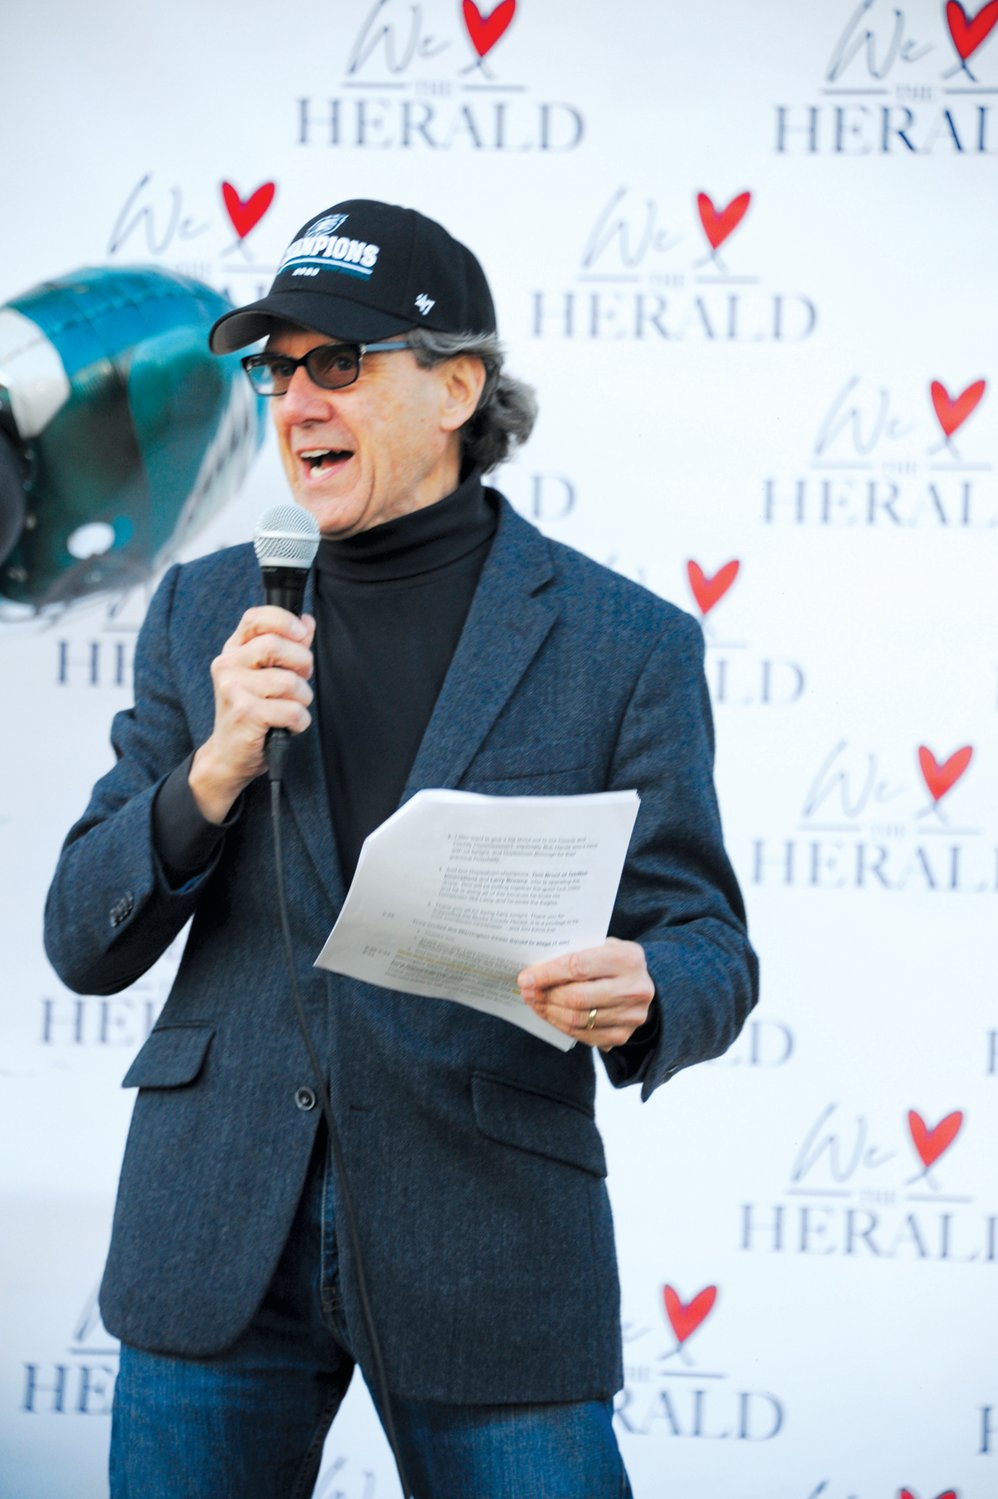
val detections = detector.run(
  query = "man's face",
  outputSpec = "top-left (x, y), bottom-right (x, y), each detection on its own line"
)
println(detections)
top-left (267, 326), bottom-right (466, 538)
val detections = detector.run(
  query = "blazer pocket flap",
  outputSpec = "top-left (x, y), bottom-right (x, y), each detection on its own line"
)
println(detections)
top-left (121, 1024), bottom-right (216, 1089)
top-left (469, 739), bottom-right (591, 781)
top-left (471, 1072), bottom-right (607, 1178)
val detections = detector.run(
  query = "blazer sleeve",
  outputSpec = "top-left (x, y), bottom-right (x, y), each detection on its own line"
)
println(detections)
top-left (601, 610), bottom-right (759, 1099)
top-left (44, 564), bottom-right (228, 996)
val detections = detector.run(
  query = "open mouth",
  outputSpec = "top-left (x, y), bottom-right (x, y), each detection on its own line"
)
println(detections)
top-left (300, 448), bottom-right (352, 474)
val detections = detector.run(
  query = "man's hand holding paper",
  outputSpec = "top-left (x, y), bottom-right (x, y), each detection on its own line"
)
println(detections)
top-left (517, 937), bottom-right (655, 1052)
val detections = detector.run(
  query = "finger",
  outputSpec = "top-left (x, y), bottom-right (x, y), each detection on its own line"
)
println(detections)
top-left (207, 659), bottom-right (315, 756)
top-left (577, 1005), bottom-right (650, 1048)
top-left (518, 937), bottom-right (642, 995)
top-left (548, 1004), bottom-right (651, 1051)
top-left (217, 632), bottom-right (315, 681)
top-left (218, 698), bottom-right (313, 744)
top-left (518, 947), bottom-right (604, 994)
top-left (227, 606), bottom-right (313, 649)
top-left (523, 974), bottom-right (649, 1013)
top-left (522, 972), bottom-right (651, 1029)
top-left (238, 667), bottom-right (314, 710)
top-left (256, 697), bottom-right (313, 734)
top-left (519, 958), bottom-right (654, 1029)
top-left (534, 994), bottom-right (652, 1038)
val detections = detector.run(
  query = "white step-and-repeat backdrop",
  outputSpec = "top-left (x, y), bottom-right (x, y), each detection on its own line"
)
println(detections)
top-left (2, 3), bottom-right (995, 1496)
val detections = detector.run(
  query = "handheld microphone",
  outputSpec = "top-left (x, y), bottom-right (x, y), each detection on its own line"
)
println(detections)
top-left (252, 503), bottom-right (321, 782)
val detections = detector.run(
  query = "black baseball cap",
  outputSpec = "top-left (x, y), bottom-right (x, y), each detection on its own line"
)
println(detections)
top-left (209, 199), bottom-right (496, 353)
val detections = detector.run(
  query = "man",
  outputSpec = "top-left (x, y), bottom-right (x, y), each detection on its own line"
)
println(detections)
top-left (45, 199), bottom-right (758, 1497)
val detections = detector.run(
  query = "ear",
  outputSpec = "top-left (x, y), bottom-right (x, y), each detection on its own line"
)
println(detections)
top-left (437, 355), bottom-right (487, 434)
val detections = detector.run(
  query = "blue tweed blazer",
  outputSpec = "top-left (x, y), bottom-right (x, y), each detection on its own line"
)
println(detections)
top-left (45, 494), bottom-right (757, 1404)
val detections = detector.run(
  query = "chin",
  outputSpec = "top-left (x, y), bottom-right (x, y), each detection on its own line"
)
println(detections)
top-left (307, 500), bottom-right (366, 539)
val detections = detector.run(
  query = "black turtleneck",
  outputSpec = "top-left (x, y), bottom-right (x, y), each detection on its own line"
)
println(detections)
top-left (153, 470), bottom-right (497, 887)
top-left (314, 469), bottom-right (496, 883)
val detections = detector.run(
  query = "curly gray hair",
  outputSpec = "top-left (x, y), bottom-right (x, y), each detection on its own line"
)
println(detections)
top-left (406, 328), bottom-right (537, 473)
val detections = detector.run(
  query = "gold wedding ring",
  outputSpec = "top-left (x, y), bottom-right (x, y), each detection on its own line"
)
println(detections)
top-left (585, 1007), bottom-right (598, 1031)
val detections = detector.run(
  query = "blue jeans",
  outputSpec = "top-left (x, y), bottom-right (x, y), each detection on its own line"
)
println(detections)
top-left (110, 1132), bottom-right (632, 1499)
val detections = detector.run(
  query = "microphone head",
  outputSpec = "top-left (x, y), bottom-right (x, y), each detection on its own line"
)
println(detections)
top-left (253, 504), bottom-right (320, 570)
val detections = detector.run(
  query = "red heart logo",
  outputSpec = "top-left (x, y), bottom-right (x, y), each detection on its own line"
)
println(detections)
top-left (221, 181), bottom-right (276, 240)
top-left (687, 559), bottom-right (740, 615)
top-left (907, 1110), bottom-right (963, 1169)
top-left (917, 744), bottom-right (973, 803)
top-left (899, 1490), bottom-right (959, 1499)
top-left (462, 0), bottom-right (516, 58)
top-left (930, 378), bottom-right (986, 437)
top-left (663, 1284), bottom-right (717, 1344)
top-left (696, 191), bottom-right (751, 251)
top-left (946, 0), bottom-right (998, 59)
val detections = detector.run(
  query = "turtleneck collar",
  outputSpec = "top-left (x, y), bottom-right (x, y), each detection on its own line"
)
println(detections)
top-left (313, 468), bottom-right (496, 585)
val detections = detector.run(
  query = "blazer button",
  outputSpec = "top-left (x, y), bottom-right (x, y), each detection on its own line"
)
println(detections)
top-left (295, 1087), bottom-right (316, 1111)
top-left (108, 893), bottom-right (135, 928)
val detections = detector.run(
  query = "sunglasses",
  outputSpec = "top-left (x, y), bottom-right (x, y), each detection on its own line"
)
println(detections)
top-left (241, 341), bottom-right (413, 396)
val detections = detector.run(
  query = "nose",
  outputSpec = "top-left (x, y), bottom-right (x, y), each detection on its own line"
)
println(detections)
top-left (278, 363), bottom-right (336, 422)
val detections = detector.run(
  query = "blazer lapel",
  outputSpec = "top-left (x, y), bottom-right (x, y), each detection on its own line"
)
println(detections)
top-left (268, 498), bottom-right (559, 903)
top-left (403, 498), bottom-right (558, 797)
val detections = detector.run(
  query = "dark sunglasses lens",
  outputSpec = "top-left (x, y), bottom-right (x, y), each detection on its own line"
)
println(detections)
top-left (307, 345), bottom-right (361, 389)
